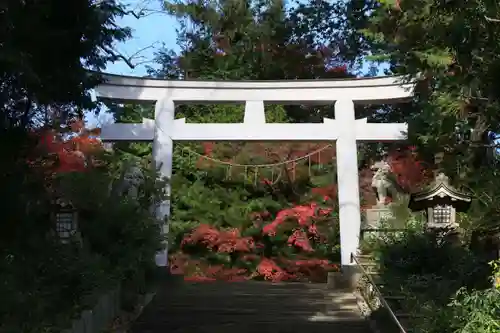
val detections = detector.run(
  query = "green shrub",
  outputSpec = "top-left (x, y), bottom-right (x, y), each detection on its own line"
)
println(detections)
top-left (373, 225), bottom-right (490, 301)
top-left (414, 261), bottom-right (500, 333)
top-left (0, 149), bottom-right (163, 332)
top-left (368, 216), bottom-right (496, 333)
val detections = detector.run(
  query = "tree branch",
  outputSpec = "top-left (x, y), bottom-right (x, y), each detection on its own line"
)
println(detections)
top-left (118, 0), bottom-right (168, 19)
top-left (93, 0), bottom-right (168, 20)
top-left (101, 42), bottom-right (159, 69)
top-left (485, 16), bottom-right (500, 23)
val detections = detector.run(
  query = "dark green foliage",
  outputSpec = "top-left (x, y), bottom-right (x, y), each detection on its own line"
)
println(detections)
top-left (0, 135), bottom-right (163, 332)
top-left (155, 0), bottom-right (353, 80)
top-left (375, 229), bottom-right (491, 298)
top-left (0, 0), bottom-right (130, 127)
top-left (360, 0), bottom-right (500, 182)
top-left (420, 285), bottom-right (500, 333)
top-left (0, 242), bottom-right (110, 332)
top-left (0, 1), bottom-right (164, 331)
top-left (351, 6), bottom-right (500, 330)
top-left (368, 222), bottom-right (497, 333)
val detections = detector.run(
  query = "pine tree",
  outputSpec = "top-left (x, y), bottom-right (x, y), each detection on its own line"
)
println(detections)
top-left (362, 0), bottom-right (500, 178)
top-left (359, 0), bottom-right (500, 250)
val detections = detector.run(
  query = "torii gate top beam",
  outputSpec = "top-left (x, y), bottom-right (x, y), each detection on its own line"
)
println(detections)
top-left (95, 73), bottom-right (415, 104)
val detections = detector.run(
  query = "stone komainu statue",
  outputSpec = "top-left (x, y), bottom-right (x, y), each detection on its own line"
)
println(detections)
top-left (111, 161), bottom-right (145, 200)
top-left (122, 164), bottom-right (144, 199)
top-left (370, 159), bottom-right (394, 206)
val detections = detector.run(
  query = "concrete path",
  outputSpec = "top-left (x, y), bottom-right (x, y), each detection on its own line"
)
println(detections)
top-left (131, 280), bottom-right (371, 333)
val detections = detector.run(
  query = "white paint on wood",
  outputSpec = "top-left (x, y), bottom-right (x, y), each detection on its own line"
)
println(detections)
top-left (152, 98), bottom-right (174, 267)
top-left (101, 118), bottom-right (406, 142)
top-left (244, 101), bottom-right (266, 124)
top-left (334, 100), bottom-right (362, 265)
top-left (96, 74), bottom-right (414, 103)
top-left (96, 74), bottom-right (414, 267)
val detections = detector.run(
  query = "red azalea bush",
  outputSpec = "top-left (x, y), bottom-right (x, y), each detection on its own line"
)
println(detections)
top-left (170, 142), bottom-right (431, 283)
top-left (170, 197), bottom-right (341, 282)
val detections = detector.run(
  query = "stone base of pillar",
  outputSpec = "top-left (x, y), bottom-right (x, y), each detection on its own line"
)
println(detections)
top-left (327, 265), bottom-right (362, 291)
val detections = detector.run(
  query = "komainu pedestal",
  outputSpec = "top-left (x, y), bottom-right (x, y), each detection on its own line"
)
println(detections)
top-left (362, 204), bottom-right (396, 241)
top-left (364, 205), bottom-right (394, 229)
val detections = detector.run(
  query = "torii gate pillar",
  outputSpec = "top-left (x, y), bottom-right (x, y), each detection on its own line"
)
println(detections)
top-left (335, 100), bottom-right (362, 267)
top-left (152, 98), bottom-right (175, 266)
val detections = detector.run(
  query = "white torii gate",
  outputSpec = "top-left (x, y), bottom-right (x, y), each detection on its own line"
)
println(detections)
top-left (95, 74), bottom-right (415, 269)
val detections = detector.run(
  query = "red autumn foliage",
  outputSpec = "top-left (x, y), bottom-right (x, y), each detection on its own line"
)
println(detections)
top-left (256, 258), bottom-right (290, 282)
top-left (182, 224), bottom-right (255, 253)
top-left (279, 257), bottom-right (338, 282)
top-left (176, 142), bottom-right (432, 283)
top-left (33, 123), bottom-right (103, 174)
top-left (388, 149), bottom-right (432, 192)
top-left (287, 230), bottom-right (314, 252)
top-left (327, 65), bottom-right (347, 73)
top-left (262, 202), bottom-right (332, 237)
top-left (170, 253), bottom-right (249, 281)
top-left (311, 184), bottom-right (337, 201)
top-left (172, 199), bottom-right (339, 282)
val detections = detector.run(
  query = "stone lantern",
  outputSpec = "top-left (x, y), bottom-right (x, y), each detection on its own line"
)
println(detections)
top-left (52, 197), bottom-right (79, 243)
top-left (409, 173), bottom-right (471, 229)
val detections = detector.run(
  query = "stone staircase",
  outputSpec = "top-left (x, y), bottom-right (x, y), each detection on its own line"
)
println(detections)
top-left (130, 279), bottom-right (373, 333)
top-left (355, 254), bottom-right (411, 332)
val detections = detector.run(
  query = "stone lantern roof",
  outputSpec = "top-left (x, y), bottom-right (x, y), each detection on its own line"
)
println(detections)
top-left (409, 173), bottom-right (472, 212)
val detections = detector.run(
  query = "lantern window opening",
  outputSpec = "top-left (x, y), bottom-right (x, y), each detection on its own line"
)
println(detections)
top-left (431, 204), bottom-right (452, 225)
top-left (53, 198), bottom-right (78, 242)
top-left (55, 211), bottom-right (77, 239)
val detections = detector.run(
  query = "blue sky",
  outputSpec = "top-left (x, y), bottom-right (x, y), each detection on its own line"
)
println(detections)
top-left (87, 1), bottom-right (179, 126)
top-left (107, 1), bottom-right (179, 76)
top-left (87, 0), bottom-right (384, 127)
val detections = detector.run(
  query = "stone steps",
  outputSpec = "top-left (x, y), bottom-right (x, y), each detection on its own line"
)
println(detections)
top-left (131, 280), bottom-right (372, 333)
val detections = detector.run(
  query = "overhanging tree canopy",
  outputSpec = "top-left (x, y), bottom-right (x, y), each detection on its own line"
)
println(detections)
top-left (0, 0), bottom-right (130, 127)
top-left (362, 0), bottom-right (500, 176)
